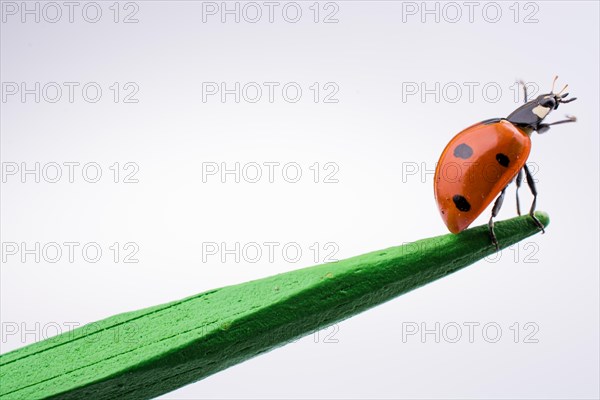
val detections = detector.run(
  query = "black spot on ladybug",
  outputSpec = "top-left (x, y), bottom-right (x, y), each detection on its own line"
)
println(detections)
top-left (453, 143), bottom-right (473, 159)
top-left (452, 195), bottom-right (471, 212)
top-left (496, 153), bottom-right (510, 167)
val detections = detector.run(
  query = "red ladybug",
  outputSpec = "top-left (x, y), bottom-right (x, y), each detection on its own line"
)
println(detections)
top-left (434, 77), bottom-right (577, 249)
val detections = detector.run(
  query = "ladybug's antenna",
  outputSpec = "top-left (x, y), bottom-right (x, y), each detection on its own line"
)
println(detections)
top-left (556, 84), bottom-right (569, 97)
top-left (550, 75), bottom-right (559, 93)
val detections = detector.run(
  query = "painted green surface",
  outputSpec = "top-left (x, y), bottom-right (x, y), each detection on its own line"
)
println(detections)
top-left (0, 212), bottom-right (549, 400)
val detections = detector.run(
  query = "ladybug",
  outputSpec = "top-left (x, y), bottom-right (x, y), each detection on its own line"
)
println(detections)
top-left (434, 77), bottom-right (577, 249)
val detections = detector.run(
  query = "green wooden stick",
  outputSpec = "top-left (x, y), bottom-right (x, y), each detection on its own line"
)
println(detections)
top-left (0, 212), bottom-right (549, 400)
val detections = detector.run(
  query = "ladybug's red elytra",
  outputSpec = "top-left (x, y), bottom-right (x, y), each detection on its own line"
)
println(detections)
top-left (434, 76), bottom-right (577, 249)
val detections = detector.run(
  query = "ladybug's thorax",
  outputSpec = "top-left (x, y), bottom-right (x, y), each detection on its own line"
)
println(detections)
top-left (507, 93), bottom-right (557, 131)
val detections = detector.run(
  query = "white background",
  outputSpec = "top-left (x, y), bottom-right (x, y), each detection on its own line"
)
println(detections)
top-left (1, 1), bottom-right (599, 399)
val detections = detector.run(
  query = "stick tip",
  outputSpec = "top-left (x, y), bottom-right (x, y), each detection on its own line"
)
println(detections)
top-left (534, 210), bottom-right (550, 228)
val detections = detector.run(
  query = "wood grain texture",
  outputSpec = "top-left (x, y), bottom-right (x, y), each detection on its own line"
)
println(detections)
top-left (0, 212), bottom-right (549, 400)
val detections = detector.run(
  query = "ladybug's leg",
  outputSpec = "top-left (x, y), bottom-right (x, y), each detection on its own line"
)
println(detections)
top-left (515, 168), bottom-right (523, 216)
top-left (523, 164), bottom-right (545, 233)
top-left (518, 80), bottom-right (528, 103)
top-left (488, 187), bottom-right (507, 250)
top-left (537, 115), bottom-right (577, 134)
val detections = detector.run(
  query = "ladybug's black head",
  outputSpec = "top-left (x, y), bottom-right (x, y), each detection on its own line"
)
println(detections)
top-left (507, 77), bottom-right (577, 132)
